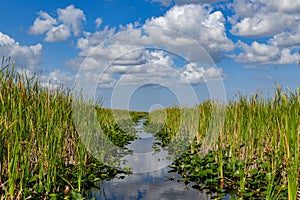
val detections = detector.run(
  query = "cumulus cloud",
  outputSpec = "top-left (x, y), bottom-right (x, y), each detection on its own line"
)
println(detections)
top-left (175, 0), bottom-right (226, 5)
top-left (270, 27), bottom-right (300, 48)
top-left (265, 0), bottom-right (300, 13)
top-left (76, 27), bottom-right (116, 57)
top-left (0, 32), bottom-right (42, 69)
top-left (230, 12), bottom-right (295, 37)
top-left (233, 40), bottom-right (298, 64)
top-left (227, 0), bottom-right (300, 65)
top-left (90, 50), bottom-right (178, 88)
top-left (95, 17), bottom-right (103, 29)
top-left (29, 11), bottom-right (57, 35)
top-left (180, 63), bottom-right (224, 84)
top-left (145, 4), bottom-right (234, 59)
top-left (76, 4), bottom-right (233, 64)
top-left (76, 45), bottom-right (224, 88)
top-left (57, 4), bottom-right (86, 36)
top-left (229, 0), bottom-right (300, 37)
top-left (29, 4), bottom-right (86, 42)
top-left (44, 24), bottom-right (71, 42)
top-left (70, 4), bottom-right (230, 89)
top-left (111, 49), bottom-right (146, 66)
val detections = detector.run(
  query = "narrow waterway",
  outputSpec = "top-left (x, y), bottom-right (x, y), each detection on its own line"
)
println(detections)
top-left (86, 118), bottom-right (227, 199)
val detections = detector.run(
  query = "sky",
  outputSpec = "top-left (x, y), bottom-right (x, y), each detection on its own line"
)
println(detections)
top-left (0, 0), bottom-right (300, 111)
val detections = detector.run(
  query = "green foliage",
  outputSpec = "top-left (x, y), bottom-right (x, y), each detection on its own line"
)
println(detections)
top-left (148, 86), bottom-right (300, 199)
top-left (0, 58), bottom-right (136, 199)
top-left (1, 56), bottom-right (299, 199)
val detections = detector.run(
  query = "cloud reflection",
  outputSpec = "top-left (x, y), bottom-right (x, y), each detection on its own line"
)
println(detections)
top-left (87, 119), bottom-right (212, 200)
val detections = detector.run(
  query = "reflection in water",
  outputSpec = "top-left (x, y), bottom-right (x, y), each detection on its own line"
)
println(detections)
top-left (120, 118), bottom-right (172, 173)
top-left (86, 119), bottom-right (217, 199)
top-left (87, 167), bottom-right (208, 200)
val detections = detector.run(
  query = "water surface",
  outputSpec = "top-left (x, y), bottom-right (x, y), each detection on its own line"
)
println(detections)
top-left (87, 119), bottom-right (219, 200)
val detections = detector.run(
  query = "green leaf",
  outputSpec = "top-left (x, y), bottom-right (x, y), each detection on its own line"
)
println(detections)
top-left (70, 190), bottom-right (85, 200)
top-left (29, 174), bottom-right (39, 183)
top-left (265, 172), bottom-right (273, 181)
top-left (100, 173), bottom-right (110, 179)
top-left (249, 168), bottom-right (258, 175)
top-left (205, 178), bottom-right (218, 183)
top-left (243, 192), bottom-right (253, 197)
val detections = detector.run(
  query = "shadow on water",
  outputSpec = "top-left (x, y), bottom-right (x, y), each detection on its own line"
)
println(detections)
top-left (87, 119), bottom-right (231, 200)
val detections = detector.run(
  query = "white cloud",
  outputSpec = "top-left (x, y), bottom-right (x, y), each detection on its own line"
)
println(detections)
top-left (29, 11), bottom-right (57, 35)
top-left (277, 48), bottom-right (297, 64)
top-left (0, 32), bottom-right (42, 69)
top-left (106, 50), bottom-right (174, 75)
top-left (150, 0), bottom-right (172, 6)
top-left (233, 40), bottom-right (298, 64)
top-left (76, 4), bottom-right (233, 63)
top-left (57, 4), bottom-right (86, 36)
top-left (180, 63), bottom-right (224, 84)
top-left (29, 4), bottom-right (86, 42)
top-left (71, 4), bottom-right (230, 89)
top-left (40, 69), bottom-right (75, 89)
top-left (98, 72), bottom-right (116, 88)
top-left (270, 27), bottom-right (300, 48)
top-left (44, 24), bottom-right (71, 42)
top-left (95, 50), bottom-right (178, 88)
top-left (101, 168), bottom-right (199, 199)
top-left (228, 0), bottom-right (263, 25)
top-left (76, 45), bottom-right (224, 89)
top-left (77, 4), bottom-right (233, 63)
top-left (76, 27), bottom-right (116, 56)
top-left (227, 0), bottom-right (300, 65)
top-left (264, 0), bottom-right (300, 13)
top-left (95, 17), bottom-right (103, 28)
top-left (0, 32), bottom-right (16, 46)
top-left (175, 0), bottom-right (226, 5)
top-left (145, 4), bottom-right (234, 61)
top-left (230, 0), bottom-right (300, 37)
top-left (230, 12), bottom-right (295, 37)
top-left (111, 49), bottom-right (146, 66)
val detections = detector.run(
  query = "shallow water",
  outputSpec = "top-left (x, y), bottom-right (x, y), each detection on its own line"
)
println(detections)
top-left (87, 119), bottom-right (229, 200)
top-left (87, 167), bottom-right (207, 200)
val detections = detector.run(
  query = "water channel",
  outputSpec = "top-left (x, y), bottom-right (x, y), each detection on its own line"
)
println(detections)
top-left (87, 119), bottom-right (230, 200)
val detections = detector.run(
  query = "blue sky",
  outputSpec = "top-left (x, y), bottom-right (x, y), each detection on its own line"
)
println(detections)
top-left (0, 0), bottom-right (300, 111)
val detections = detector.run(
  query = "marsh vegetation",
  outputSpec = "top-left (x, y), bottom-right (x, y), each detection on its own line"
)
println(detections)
top-left (146, 87), bottom-right (300, 199)
top-left (0, 58), bottom-right (299, 199)
top-left (0, 59), bottom-right (146, 199)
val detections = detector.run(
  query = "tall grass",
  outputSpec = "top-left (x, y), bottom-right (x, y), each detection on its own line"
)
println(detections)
top-left (147, 86), bottom-right (300, 199)
top-left (0, 59), bottom-right (139, 198)
top-left (0, 58), bottom-right (83, 197)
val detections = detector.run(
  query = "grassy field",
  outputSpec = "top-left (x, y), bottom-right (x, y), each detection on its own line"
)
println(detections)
top-left (146, 87), bottom-right (300, 199)
top-left (0, 59), bottom-right (146, 199)
top-left (0, 57), bottom-right (299, 199)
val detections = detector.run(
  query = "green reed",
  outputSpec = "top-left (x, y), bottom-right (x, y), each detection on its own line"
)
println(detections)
top-left (148, 85), bottom-right (299, 199)
top-left (0, 58), bottom-right (84, 198)
top-left (0, 59), bottom-right (138, 199)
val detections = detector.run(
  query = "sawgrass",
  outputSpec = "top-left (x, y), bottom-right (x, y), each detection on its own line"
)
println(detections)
top-left (147, 86), bottom-right (300, 199)
top-left (0, 58), bottom-right (141, 199)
